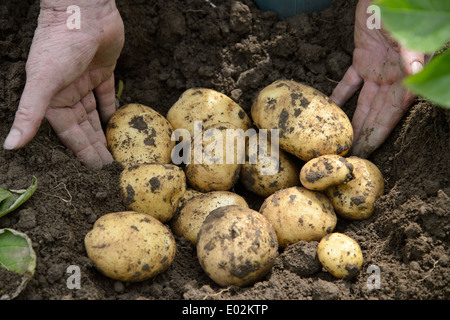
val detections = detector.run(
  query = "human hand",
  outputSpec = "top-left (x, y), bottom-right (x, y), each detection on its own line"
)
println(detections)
top-left (3, 0), bottom-right (124, 169)
top-left (330, 0), bottom-right (428, 158)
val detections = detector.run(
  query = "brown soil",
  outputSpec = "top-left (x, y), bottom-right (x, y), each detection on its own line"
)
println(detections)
top-left (0, 0), bottom-right (449, 301)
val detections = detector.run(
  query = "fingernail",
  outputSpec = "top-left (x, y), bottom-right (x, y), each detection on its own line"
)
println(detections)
top-left (411, 61), bottom-right (423, 75)
top-left (3, 128), bottom-right (22, 150)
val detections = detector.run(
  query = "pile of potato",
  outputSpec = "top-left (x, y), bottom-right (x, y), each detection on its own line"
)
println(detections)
top-left (84, 80), bottom-right (385, 286)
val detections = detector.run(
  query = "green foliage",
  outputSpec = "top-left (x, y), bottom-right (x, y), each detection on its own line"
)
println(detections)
top-left (375, 0), bottom-right (450, 108)
top-left (0, 176), bottom-right (37, 219)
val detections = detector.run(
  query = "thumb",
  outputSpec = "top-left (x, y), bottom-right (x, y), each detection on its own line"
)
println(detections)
top-left (3, 81), bottom-right (51, 150)
top-left (399, 46), bottom-right (425, 76)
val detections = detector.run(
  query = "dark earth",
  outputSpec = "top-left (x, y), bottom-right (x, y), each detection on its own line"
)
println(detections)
top-left (0, 0), bottom-right (449, 300)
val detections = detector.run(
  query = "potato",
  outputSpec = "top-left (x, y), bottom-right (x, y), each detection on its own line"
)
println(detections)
top-left (251, 79), bottom-right (353, 162)
top-left (300, 154), bottom-right (355, 191)
top-left (185, 122), bottom-right (242, 192)
top-left (119, 163), bottom-right (186, 223)
top-left (167, 88), bottom-right (252, 137)
top-left (317, 232), bottom-right (363, 279)
top-left (106, 103), bottom-right (175, 168)
top-left (171, 191), bottom-right (249, 245)
top-left (259, 186), bottom-right (337, 248)
top-left (84, 211), bottom-right (176, 282)
top-left (240, 132), bottom-right (301, 197)
top-left (196, 205), bottom-right (278, 287)
top-left (325, 157), bottom-right (384, 220)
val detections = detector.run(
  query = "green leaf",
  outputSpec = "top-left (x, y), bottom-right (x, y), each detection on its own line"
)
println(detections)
top-left (375, 0), bottom-right (450, 53)
top-left (0, 176), bottom-right (37, 219)
top-left (404, 50), bottom-right (450, 108)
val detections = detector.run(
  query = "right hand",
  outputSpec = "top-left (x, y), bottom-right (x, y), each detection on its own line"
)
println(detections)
top-left (3, 0), bottom-right (125, 169)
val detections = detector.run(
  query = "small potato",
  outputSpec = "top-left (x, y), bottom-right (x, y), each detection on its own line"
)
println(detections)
top-left (170, 191), bottom-right (249, 245)
top-left (84, 211), bottom-right (176, 282)
top-left (119, 163), bottom-right (186, 223)
top-left (167, 88), bottom-right (252, 137)
top-left (185, 122), bottom-right (242, 192)
top-left (197, 205), bottom-right (278, 287)
top-left (300, 154), bottom-right (355, 191)
top-left (317, 232), bottom-right (363, 279)
top-left (325, 157), bottom-right (384, 220)
top-left (259, 186), bottom-right (337, 248)
top-left (240, 132), bottom-right (301, 197)
top-left (106, 103), bottom-right (175, 168)
top-left (251, 79), bottom-right (353, 162)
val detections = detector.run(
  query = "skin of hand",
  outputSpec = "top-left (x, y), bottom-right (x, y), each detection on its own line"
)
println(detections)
top-left (3, 0), bottom-right (124, 169)
top-left (330, 0), bottom-right (428, 158)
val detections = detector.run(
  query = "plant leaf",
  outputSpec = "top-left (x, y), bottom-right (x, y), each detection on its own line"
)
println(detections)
top-left (375, 0), bottom-right (450, 53)
top-left (0, 229), bottom-right (36, 276)
top-left (0, 176), bottom-right (38, 219)
top-left (404, 50), bottom-right (450, 108)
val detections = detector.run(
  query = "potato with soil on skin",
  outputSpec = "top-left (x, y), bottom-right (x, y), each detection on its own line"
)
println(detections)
top-left (196, 205), bottom-right (279, 287)
top-left (185, 122), bottom-right (242, 192)
top-left (170, 191), bottom-right (249, 245)
top-left (239, 132), bottom-right (301, 198)
top-left (119, 163), bottom-right (186, 223)
top-left (84, 211), bottom-right (176, 282)
top-left (300, 154), bottom-right (355, 191)
top-left (259, 186), bottom-right (337, 248)
top-left (106, 103), bottom-right (175, 168)
top-left (167, 88), bottom-right (252, 137)
top-left (325, 157), bottom-right (384, 220)
top-left (251, 79), bottom-right (353, 162)
top-left (317, 232), bottom-right (363, 279)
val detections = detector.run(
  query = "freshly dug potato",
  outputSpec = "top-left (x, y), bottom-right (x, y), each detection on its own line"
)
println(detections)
top-left (171, 191), bottom-right (249, 245)
top-left (197, 205), bottom-right (278, 287)
top-left (240, 132), bottom-right (301, 197)
top-left (84, 211), bottom-right (176, 282)
top-left (259, 186), bottom-right (337, 248)
top-left (325, 157), bottom-right (384, 220)
top-left (300, 154), bottom-right (355, 191)
top-left (317, 232), bottom-right (363, 279)
top-left (119, 163), bottom-right (186, 223)
top-left (167, 88), bottom-right (252, 137)
top-left (185, 122), bottom-right (242, 192)
top-left (106, 103), bottom-right (175, 168)
top-left (251, 79), bottom-right (353, 162)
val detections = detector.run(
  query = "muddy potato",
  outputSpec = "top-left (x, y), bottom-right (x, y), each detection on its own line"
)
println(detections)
top-left (167, 88), bottom-right (252, 137)
top-left (260, 186), bottom-right (337, 248)
top-left (185, 122), bottom-right (242, 192)
top-left (84, 211), bottom-right (176, 282)
top-left (119, 163), bottom-right (186, 223)
top-left (300, 154), bottom-right (355, 191)
top-left (251, 79), bottom-right (353, 162)
top-left (171, 191), bottom-right (248, 245)
top-left (240, 132), bottom-right (301, 197)
top-left (317, 233), bottom-right (363, 279)
top-left (197, 205), bottom-right (278, 287)
top-left (325, 157), bottom-right (384, 220)
top-left (106, 103), bottom-right (175, 168)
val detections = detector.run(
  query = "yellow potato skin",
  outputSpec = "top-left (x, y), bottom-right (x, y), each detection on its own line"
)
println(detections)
top-left (259, 186), bottom-right (337, 248)
top-left (119, 163), bottom-right (187, 223)
top-left (185, 123), bottom-right (242, 192)
top-left (167, 88), bottom-right (252, 137)
top-left (196, 205), bottom-right (278, 287)
top-left (251, 80), bottom-right (353, 162)
top-left (317, 233), bottom-right (363, 279)
top-left (325, 157), bottom-right (384, 220)
top-left (84, 211), bottom-right (176, 282)
top-left (170, 191), bottom-right (249, 245)
top-left (300, 154), bottom-right (355, 191)
top-left (106, 103), bottom-right (175, 168)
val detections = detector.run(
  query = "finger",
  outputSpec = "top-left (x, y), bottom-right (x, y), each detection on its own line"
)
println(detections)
top-left (81, 92), bottom-right (107, 146)
top-left (94, 73), bottom-right (117, 123)
top-left (351, 81), bottom-right (380, 143)
top-left (330, 65), bottom-right (364, 107)
top-left (3, 81), bottom-right (53, 150)
top-left (399, 46), bottom-right (425, 75)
